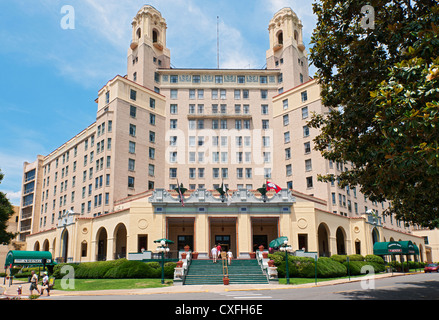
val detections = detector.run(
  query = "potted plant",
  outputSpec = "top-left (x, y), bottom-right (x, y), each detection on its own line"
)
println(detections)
top-left (258, 245), bottom-right (264, 252)
top-left (262, 252), bottom-right (268, 259)
top-left (268, 260), bottom-right (275, 267)
top-left (223, 276), bottom-right (230, 285)
top-left (192, 252), bottom-right (199, 259)
top-left (249, 252), bottom-right (256, 259)
top-left (176, 261), bottom-right (183, 268)
top-left (184, 245), bottom-right (190, 252)
top-left (181, 252), bottom-right (187, 259)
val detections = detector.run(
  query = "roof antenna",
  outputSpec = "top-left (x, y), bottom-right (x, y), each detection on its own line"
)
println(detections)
top-left (217, 16), bottom-right (220, 69)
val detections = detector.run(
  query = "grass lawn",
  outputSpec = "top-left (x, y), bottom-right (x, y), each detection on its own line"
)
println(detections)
top-left (54, 278), bottom-right (173, 291)
top-left (277, 272), bottom-right (378, 285)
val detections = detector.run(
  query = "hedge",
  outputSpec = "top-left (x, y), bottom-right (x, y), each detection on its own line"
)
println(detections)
top-left (52, 259), bottom-right (176, 279)
top-left (344, 261), bottom-right (386, 275)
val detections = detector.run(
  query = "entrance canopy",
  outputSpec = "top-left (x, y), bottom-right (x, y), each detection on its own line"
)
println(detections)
top-left (373, 241), bottom-right (419, 255)
top-left (4, 251), bottom-right (56, 268)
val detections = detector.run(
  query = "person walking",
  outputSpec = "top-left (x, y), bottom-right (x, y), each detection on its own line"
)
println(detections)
top-left (227, 249), bottom-right (233, 265)
top-left (216, 243), bottom-right (221, 258)
top-left (29, 270), bottom-right (40, 295)
top-left (211, 246), bottom-right (218, 263)
top-left (41, 271), bottom-right (50, 296)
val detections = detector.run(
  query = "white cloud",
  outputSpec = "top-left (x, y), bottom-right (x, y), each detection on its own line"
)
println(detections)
top-left (1, 190), bottom-right (22, 206)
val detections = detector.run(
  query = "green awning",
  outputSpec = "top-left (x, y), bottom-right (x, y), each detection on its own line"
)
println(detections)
top-left (4, 251), bottom-right (56, 268)
top-left (373, 241), bottom-right (419, 255)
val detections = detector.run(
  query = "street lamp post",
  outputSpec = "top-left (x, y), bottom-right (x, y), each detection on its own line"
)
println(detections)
top-left (157, 240), bottom-right (170, 284)
top-left (279, 240), bottom-right (293, 284)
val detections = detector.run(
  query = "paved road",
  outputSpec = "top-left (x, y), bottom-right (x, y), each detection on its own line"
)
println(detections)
top-left (47, 272), bottom-right (439, 300)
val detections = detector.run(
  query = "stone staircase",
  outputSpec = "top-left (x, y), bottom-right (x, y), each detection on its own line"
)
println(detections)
top-left (183, 258), bottom-right (269, 285)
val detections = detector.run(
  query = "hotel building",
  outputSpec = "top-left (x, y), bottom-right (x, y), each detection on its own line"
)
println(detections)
top-left (17, 5), bottom-right (432, 264)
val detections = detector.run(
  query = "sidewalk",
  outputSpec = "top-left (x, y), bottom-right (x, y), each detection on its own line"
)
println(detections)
top-left (0, 272), bottom-right (422, 299)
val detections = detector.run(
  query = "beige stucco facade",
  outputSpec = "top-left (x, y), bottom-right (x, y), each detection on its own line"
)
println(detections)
top-left (15, 5), bottom-right (437, 265)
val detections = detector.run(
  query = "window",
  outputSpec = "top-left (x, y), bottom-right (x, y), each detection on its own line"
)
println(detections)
top-left (301, 90), bottom-right (308, 102)
top-left (189, 168), bottom-right (196, 179)
top-left (150, 113), bottom-right (156, 125)
top-left (169, 168), bottom-right (177, 179)
top-left (170, 104), bottom-right (178, 114)
top-left (148, 164), bottom-right (155, 176)
top-left (286, 164), bottom-right (292, 176)
top-left (303, 126), bottom-right (310, 137)
top-left (129, 124), bottom-right (136, 137)
top-left (262, 120), bottom-right (269, 130)
top-left (149, 131), bottom-right (155, 143)
top-left (130, 89), bottom-right (137, 101)
top-left (149, 147), bottom-right (155, 159)
top-left (305, 159), bottom-right (312, 171)
top-left (211, 89), bottom-right (218, 99)
top-left (285, 148), bottom-right (291, 160)
top-left (128, 176), bottom-right (135, 188)
top-left (302, 106), bottom-right (309, 119)
top-left (129, 141), bottom-right (136, 154)
top-left (261, 105), bottom-right (268, 115)
top-left (128, 159), bottom-right (135, 171)
top-left (150, 98), bottom-right (155, 109)
top-left (260, 90), bottom-right (268, 99)
top-left (130, 105), bottom-right (137, 118)
top-left (306, 176), bottom-right (313, 188)
top-left (193, 75), bottom-right (201, 83)
top-left (170, 119), bottom-right (177, 129)
top-left (234, 90), bottom-right (241, 100)
top-left (283, 114), bottom-right (289, 126)
top-left (260, 76), bottom-right (267, 84)
top-left (170, 89), bottom-right (178, 99)
top-left (284, 132), bottom-right (290, 143)
top-left (238, 76), bottom-right (245, 84)
top-left (221, 168), bottom-right (228, 178)
top-left (283, 99), bottom-right (288, 110)
top-left (170, 75), bottom-right (178, 83)
top-left (304, 142), bottom-right (311, 154)
top-left (215, 75), bottom-right (223, 83)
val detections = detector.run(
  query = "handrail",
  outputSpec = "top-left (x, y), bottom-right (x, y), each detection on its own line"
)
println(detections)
top-left (221, 252), bottom-right (228, 277)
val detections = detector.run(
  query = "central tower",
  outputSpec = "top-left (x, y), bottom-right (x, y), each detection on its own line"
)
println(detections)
top-left (127, 5), bottom-right (171, 88)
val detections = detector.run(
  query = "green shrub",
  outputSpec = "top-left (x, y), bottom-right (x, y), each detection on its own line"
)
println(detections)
top-left (365, 255), bottom-right (384, 264)
top-left (330, 254), bottom-right (348, 264)
top-left (348, 254), bottom-right (365, 261)
top-left (317, 257), bottom-right (347, 278)
top-left (53, 263), bottom-right (79, 278)
top-left (104, 260), bottom-right (154, 278)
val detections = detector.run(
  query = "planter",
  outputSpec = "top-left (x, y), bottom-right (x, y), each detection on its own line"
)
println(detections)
top-left (249, 252), bottom-right (256, 259)
top-left (223, 276), bottom-right (230, 285)
top-left (176, 261), bottom-right (183, 268)
top-left (192, 252), bottom-right (199, 259)
top-left (184, 245), bottom-right (190, 252)
top-left (262, 252), bottom-right (268, 259)
top-left (181, 253), bottom-right (187, 259)
top-left (259, 245), bottom-right (264, 252)
top-left (268, 260), bottom-right (275, 267)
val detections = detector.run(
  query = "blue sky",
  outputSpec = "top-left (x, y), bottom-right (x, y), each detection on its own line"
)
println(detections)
top-left (0, 0), bottom-right (317, 205)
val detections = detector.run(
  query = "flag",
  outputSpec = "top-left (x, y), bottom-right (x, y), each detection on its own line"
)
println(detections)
top-left (176, 179), bottom-right (185, 207)
top-left (266, 181), bottom-right (282, 193)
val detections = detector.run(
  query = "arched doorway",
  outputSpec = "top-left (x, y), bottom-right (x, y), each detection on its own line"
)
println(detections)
top-left (34, 241), bottom-right (40, 251)
top-left (96, 227), bottom-right (108, 261)
top-left (61, 229), bottom-right (69, 263)
top-left (336, 227), bottom-right (347, 255)
top-left (372, 227), bottom-right (380, 245)
top-left (317, 223), bottom-right (330, 257)
top-left (42, 239), bottom-right (50, 252)
top-left (114, 223), bottom-right (127, 259)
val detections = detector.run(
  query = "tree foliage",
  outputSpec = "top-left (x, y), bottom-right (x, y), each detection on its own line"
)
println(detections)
top-left (0, 169), bottom-right (15, 245)
top-left (308, 0), bottom-right (439, 227)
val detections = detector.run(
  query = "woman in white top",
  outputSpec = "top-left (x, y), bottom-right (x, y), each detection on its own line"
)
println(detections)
top-left (211, 246), bottom-right (218, 263)
top-left (227, 249), bottom-right (233, 265)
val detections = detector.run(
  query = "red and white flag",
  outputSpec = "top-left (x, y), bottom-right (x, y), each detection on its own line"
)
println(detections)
top-left (266, 181), bottom-right (282, 193)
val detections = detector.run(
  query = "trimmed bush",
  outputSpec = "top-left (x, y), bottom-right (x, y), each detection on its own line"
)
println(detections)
top-left (317, 257), bottom-right (347, 278)
top-left (365, 255), bottom-right (384, 264)
top-left (348, 254), bottom-right (365, 261)
top-left (344, 261), bottom-right (385, 275)
top-left (52, 259), bottom-right (176, 279)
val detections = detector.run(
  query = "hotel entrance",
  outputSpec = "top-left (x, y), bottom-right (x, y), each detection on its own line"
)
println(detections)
top-left (209, 217), bottom-right (237, 258)
top-left (167, 217), bottom-right (195, 258)
top-left (251, 217), bottom-right (279, 252)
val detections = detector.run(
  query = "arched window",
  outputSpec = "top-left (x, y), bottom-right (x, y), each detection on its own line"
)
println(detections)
top-left (136, 28), bottom-right (141, 39)
top-left (277, 31), bottom-right (283, 45)
top-left (152, 29), bottom-right (159, 43)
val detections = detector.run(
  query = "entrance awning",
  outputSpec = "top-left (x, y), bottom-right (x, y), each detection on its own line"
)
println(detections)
top-left (4, 251), bottom-right (56, 268)
top-left (373, 241), bottom-right (419, 255)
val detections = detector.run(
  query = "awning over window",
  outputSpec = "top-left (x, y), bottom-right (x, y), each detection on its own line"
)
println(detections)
top-left (4, 251), bottom-right (56, 268)
top-left (373, 241), bottom-right (419, 255)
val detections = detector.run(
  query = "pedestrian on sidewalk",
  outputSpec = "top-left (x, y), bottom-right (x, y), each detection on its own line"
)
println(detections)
top-left (41, 272), bottom-right (50, 296)
top-left (211, 246), bottom-right (218, 263)
top-left (216, 244), bottom-right (221, 258)
top-left (29, 271), bottom-right (40, 295)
